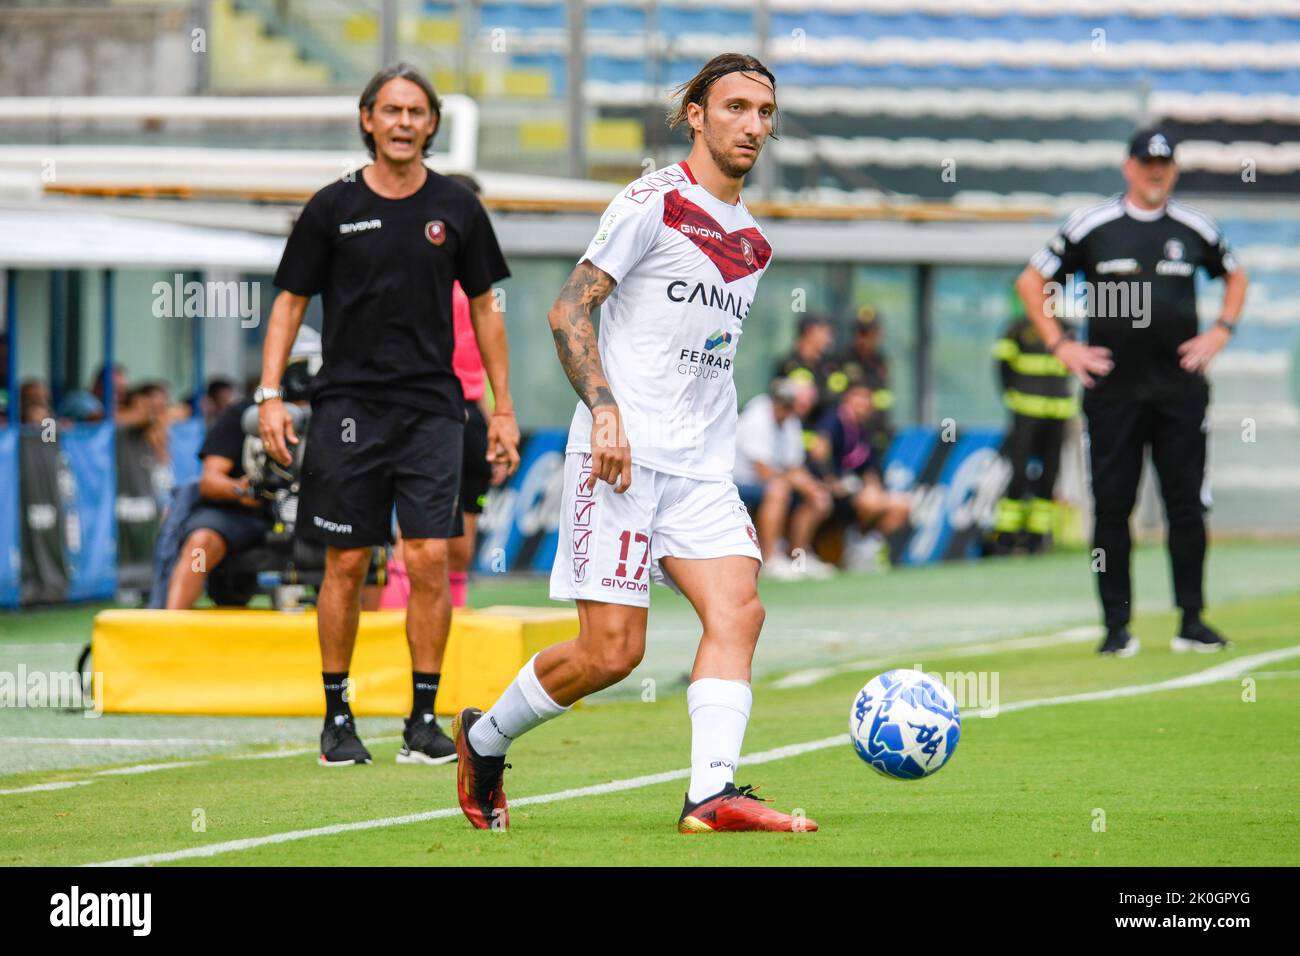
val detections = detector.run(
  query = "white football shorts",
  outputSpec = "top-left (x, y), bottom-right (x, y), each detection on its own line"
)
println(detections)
top-left (549, 452), bottom-right (762, 608)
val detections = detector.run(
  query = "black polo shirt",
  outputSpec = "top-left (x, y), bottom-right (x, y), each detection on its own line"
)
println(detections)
top-left (198, 397), bottom-right (254, 479)
top-left (273, 169), bottom-right (510, 420)
top-left (1031, 196), bottom-right (1236, 406)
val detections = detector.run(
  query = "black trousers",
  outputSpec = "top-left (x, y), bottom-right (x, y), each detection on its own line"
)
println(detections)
top-left (1003, 413), bottom-right (1065, 502)
top-left (1085, 394), bottom-right (1209, 631)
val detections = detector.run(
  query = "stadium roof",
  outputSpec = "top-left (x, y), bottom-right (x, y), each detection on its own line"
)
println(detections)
top-left (0, 206), bottom-right (286, 271)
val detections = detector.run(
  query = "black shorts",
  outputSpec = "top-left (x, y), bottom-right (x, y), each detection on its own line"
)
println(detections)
top-left (461, 403), bottom-right (491, 516)
top-left (297, 394), bottom-right (465, 548)
top-left (182, 503), bottom-right (273, 552)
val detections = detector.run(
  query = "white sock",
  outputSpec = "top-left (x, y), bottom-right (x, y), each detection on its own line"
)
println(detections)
top-left (686, 678), bottom-right (752, 803)
top-left (467, 654), bottom-right (570, 757)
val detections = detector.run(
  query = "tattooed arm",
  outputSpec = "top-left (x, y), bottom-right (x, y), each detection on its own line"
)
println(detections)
top-left (549, 260), bottom-right (617, 409)
top-left (548, 260), bottom-right (631, 492)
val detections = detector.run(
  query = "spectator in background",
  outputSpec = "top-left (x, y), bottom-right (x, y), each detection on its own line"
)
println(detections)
top-left (56, 390), bottom-right (103, 423)
top-left (837, 305), bottom-right (895, 464)
top-left (811, 379), bottom-right (910, 570)
top-left (90, 363), bottom-right (133, 423)
top-left (734, 378), bottom-right (834, 579)
top-left (164, 331), bottom-right (319, 608)
top-left (773, 313), bottom-right (846, 427)
top-left (203, 377), bottom-right (237, 427)
top-left (988, 293), bottom-right (1077, 556)
top-left (19, 379), bottom-right (53, 426)
top-left (121, 381), bottom-right (185, 507)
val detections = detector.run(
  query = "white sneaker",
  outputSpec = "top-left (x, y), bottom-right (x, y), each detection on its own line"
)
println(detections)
top-left (794, 553), bottom-right (837, 578)
top-left (843, 532), bottom-right (888, 572)
top-left (763, 555), bottom-right (800, 580)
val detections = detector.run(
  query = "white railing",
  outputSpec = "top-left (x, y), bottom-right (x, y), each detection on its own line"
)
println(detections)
top-left (0, 95), bottom-right (480, 172)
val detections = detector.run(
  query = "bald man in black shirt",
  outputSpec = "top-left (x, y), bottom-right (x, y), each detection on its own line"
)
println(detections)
top-left (1016, 127), bottom-right (1248, 657)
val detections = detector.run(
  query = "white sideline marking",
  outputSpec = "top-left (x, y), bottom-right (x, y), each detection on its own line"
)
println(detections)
top-left (0, 642), bottom-right (83, 652)
top-left (0, 735), bottom-right (407, 797)
top-left (95, 762), bottom-right (205, 776)
top-left (0, 780), bottom-right (94, 795)
top-left (84, 645), bottom-right (1300, 868)
top-left (772, 625), bottom-right (1104, 689)
top-left (974, 645), bottom-right (1300, 716)
top-left (0, 737), bottom-right (241, 746)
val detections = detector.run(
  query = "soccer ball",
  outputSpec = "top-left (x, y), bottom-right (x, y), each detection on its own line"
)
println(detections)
top-left (849, 669), bottom-right (961, 780)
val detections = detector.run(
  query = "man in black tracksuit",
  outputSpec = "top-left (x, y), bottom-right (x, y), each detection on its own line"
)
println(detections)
top-left (989, 303), bottom-right (1077, 555)
top-left (1015, 127), bottom-right (1248, 656)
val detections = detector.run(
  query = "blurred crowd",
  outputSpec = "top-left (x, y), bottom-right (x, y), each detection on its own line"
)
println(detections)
top-left (6, 365), bottom-right (250, 504)
top-left (7, 300), bottom-right (1065, 581)
top-left (736, 306), bottom-right (910, 579)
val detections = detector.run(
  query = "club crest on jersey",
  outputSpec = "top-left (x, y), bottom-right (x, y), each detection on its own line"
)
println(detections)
top-left (425, 220), bottom-right (446, 245)
top-left (1165, 238), bottom-right (1184, 261)
top-left (741, 237), bottom-right (754, 266)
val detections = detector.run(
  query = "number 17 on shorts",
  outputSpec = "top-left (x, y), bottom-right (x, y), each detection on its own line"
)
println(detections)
top-left (549, 452), bottom-right (654, 607)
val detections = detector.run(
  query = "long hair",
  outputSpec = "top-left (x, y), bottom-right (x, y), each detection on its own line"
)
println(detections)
top-left (358, 62), bottom-right (442, 158)
top-left (667, 53), bottom-right (778, 142)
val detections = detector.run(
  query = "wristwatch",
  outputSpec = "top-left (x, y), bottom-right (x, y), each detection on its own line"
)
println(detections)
top-left (1214, 318), bottom-right (1238, 336)
top-left (253, 386), bottom-right (283, 404)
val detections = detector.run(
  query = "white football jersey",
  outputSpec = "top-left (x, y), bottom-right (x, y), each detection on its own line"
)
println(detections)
top-left (566, 161), bottom-right (773, 480)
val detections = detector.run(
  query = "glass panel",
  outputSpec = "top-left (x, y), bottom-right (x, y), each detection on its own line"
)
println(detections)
top-left (741, 261), bottom-right (839, 406)
top-left (931, 265), bottom-right (1023, 429)
top-left (848, 265), bottom-right (918, 426)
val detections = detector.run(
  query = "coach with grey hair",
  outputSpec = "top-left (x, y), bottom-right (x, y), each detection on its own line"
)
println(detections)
top-left (1016, 126), bottom-right (1248, 657)
top-left (258, 63), bottom-right (520, 765)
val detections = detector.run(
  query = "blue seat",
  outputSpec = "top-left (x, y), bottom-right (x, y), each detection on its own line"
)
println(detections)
top-left (479, 2), bottom-right (566, 32)
top-left (587, 6), bottom-right (646, 34)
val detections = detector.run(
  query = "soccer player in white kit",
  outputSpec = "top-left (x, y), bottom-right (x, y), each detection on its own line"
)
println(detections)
top-left (452, 53), bottom-right (817, 834)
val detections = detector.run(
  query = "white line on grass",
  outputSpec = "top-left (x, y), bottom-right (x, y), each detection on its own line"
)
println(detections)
top-left (0, 642), bottom-right (83, 653)
top-left (0, 735), bottom-right (407, 797)
top-left (0, 780), bottom-right (94, 795)
top-left (0, 737), bottom-right (242, 746)
top-left (84, 644), bottom-right (1300, 867)
top-left (94, 762), bottom-right (206, 776)
top-left (772, 625), bottom-right (1104, 689)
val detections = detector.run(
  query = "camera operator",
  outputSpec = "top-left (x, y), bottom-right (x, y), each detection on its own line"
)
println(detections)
top-left (162, 330), bottom-right (319, 609)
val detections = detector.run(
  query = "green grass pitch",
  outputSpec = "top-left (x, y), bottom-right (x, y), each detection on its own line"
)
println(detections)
top-left (1, 544), bottom-right (1298, 866)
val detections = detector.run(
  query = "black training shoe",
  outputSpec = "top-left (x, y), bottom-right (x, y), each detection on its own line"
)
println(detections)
top-left (1172, 622), bottom-right (1232, 654)
top-left (452, 708), bottom-right (510, 830)
top-left (319, 715), bottom-right (372, 766)
top-left (1098, 628), bottom-right (1140, 657)
top-left (397, 713), bottom-right (458, 765)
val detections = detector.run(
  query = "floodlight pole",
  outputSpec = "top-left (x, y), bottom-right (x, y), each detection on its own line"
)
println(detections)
top-left (194, 0), bottom-right (212, 93)
top-left (4, 269), bottom-right (16, 427)
top-left (566, 0), bottom-right (586, 180)
top-left (456, 0), bottom-right (475, 95)
top-left (915, 263), bottom-right (934, 425)
top-left (102, 270), bottom-right (115, 421)
top-left (380, 0), bottom-right (397, 68)
top-left (754, 0), bottom-right (776, 200)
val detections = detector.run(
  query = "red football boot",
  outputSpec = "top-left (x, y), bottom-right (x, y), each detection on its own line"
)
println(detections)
top-left (678, 783), bottom-right (818, 833)
top-left (452, 708), bottom-right (510, 830)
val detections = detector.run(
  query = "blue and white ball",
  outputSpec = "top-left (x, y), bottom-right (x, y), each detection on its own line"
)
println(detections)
top-left (850, 669), bottom-right (961, 780)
